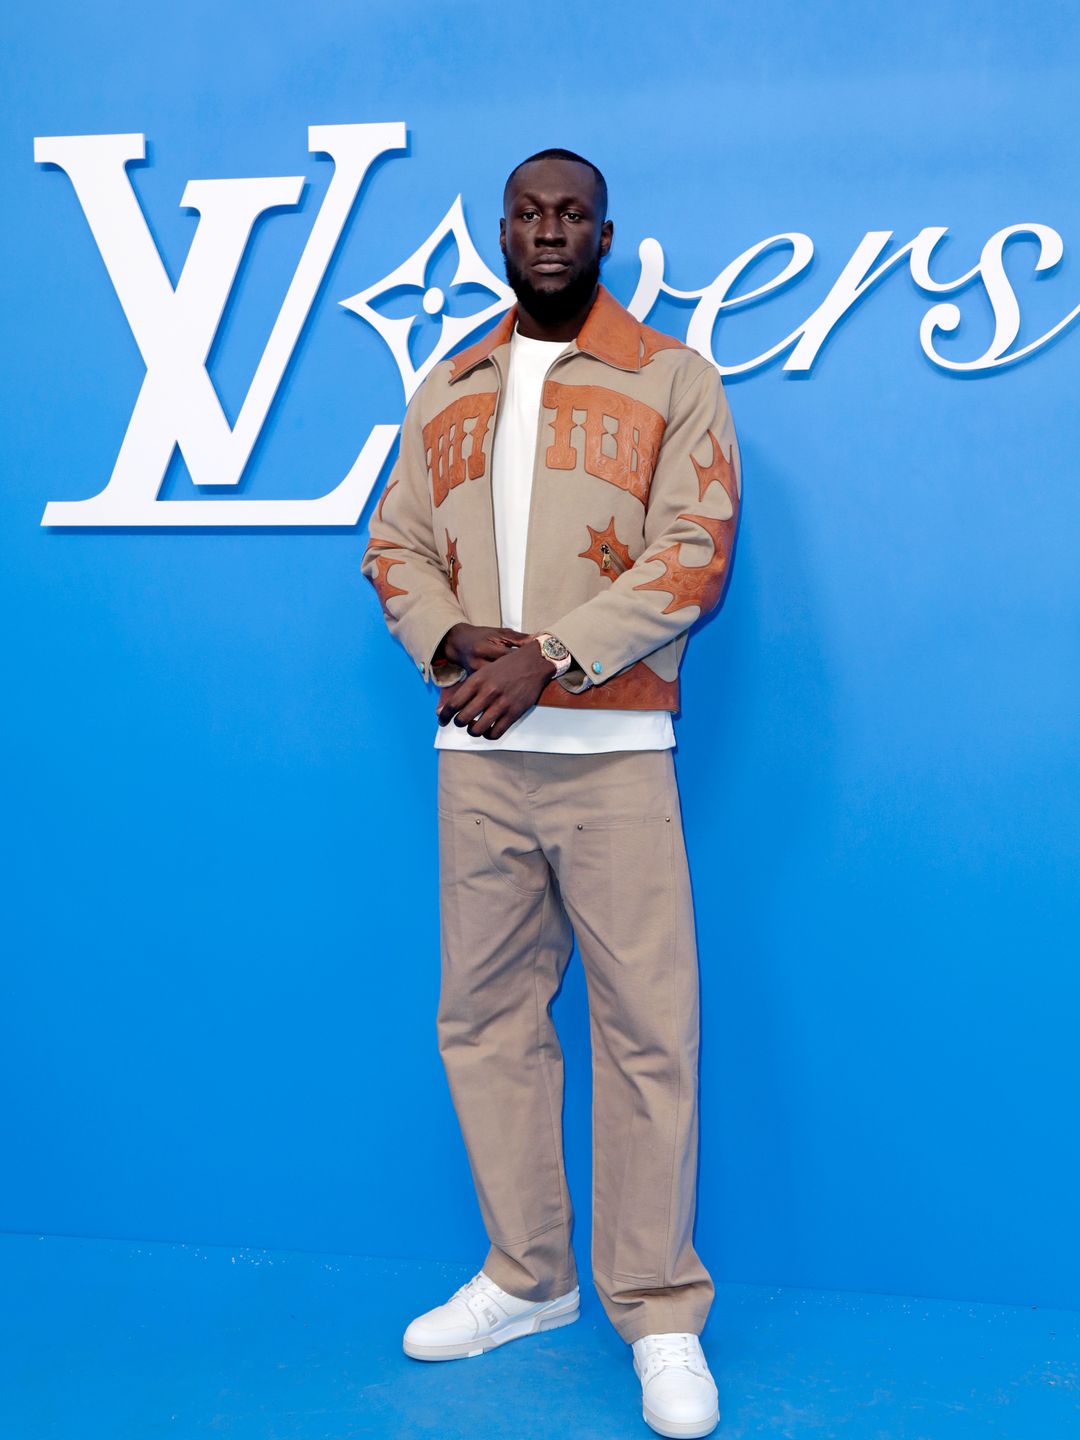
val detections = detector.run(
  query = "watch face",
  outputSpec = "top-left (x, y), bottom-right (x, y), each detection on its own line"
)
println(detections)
top-left (542, 636), bottom-right (570, 660)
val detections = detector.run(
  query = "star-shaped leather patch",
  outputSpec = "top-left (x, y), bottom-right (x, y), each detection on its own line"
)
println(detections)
top-left (578, 517), bottom-right (634, 580)
top-left (369, 552), bottom-right (409, 612)
top-left (444, 530), bottom-right (461, 597)
top-left (632, 512), bottom-right (735, 616)
top-left (691, 430), bottom-right (739, 512)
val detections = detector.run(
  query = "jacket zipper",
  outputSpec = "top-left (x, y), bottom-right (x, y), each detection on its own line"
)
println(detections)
top-left (599, 542), bottom-right (627, 577)
top-left (487, 359), bottom-right (506, 625)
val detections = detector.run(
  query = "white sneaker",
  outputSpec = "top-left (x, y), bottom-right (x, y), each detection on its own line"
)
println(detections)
top-left (632, 1331), bottom-right (720, 1438)
top-left (402, 1268), bottom-right (580, 1361)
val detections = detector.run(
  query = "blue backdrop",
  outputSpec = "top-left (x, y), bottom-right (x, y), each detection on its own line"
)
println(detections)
top-left (3, 0), bottom-right (1078, 1312)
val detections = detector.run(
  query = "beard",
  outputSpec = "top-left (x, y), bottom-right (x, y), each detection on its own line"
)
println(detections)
top-left (503, 248), bottom-right (602, 326)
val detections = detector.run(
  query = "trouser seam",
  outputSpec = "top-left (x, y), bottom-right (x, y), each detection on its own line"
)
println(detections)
top-left (531, 872), bottom-right (573, 1269)
top-left (662, 796), bottom-right (681, 1325)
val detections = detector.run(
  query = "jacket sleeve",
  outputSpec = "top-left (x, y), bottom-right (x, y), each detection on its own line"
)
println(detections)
top-left (360, 388), bottom-right (470, 687)
top-left (548, 361), bottom-right (742, 694)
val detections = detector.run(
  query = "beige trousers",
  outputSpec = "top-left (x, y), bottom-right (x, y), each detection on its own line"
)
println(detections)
top-left (435, 746), bottom-right (714, 1345)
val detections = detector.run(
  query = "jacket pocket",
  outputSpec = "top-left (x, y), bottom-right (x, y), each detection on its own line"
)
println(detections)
top-left (599, 541), bottom-right (628, 577)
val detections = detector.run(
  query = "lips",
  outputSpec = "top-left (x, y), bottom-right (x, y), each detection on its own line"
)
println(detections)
top-left (533, 257), bottom-right (570, 273)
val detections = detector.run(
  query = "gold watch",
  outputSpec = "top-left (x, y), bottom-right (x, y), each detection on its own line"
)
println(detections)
top-left (533, 632), bottom-right (572, 677)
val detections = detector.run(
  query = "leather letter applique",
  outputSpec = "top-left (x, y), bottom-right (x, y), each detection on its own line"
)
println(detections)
top-left (444, 530), bottom-right (461, 597)
top-left (542, 381), bottom-right (666, 505)
top-left (578, 518), bottom-right (634, 580)
top-left (423, 392), bottom-right (497, 506)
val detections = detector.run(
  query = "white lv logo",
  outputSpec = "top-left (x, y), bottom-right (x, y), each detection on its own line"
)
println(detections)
top-left (34, 123), bottom-right (406, 527)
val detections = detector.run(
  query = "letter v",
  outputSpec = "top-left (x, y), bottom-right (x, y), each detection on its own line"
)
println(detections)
top-left (35, 123), bottom-right (406, 526)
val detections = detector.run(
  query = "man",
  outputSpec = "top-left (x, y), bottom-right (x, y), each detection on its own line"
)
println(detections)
top-left (360, 148), bottom-right (741, 1439)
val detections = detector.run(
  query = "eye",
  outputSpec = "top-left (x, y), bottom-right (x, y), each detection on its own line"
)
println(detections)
top-left (521, 209), bottom-right (539, 220)
top-left (564, 211), bottom-right (583, 222)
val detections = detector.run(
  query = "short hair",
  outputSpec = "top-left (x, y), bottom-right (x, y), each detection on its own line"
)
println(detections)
top-left (503, 148), bottom-right (608, 220)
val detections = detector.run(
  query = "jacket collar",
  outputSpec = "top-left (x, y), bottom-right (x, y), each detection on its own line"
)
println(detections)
top-left (447, 283), bottom-right (643, 382)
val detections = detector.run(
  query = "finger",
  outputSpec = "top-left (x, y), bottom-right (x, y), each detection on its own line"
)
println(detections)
top-left (484, 694), bottom-right (531, 739)
top-left (436, 676), bottom-right (481, 722)
top-left (436, 688), bottom-right (462, 723)
top-left (472, 702), bottom-right (509, 739)
top-left (454, 691), bottom-right (492, 727)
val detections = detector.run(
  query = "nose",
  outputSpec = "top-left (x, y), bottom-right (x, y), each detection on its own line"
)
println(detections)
top-left (535, 214), bottom-right (566, 246)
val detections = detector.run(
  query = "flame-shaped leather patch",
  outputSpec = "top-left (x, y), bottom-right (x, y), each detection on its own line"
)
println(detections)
top-left (632, 512), bottom-right (736, 616)
top-left (444, 530), bottom-right (461, 597)
top-left (362, 536), bottom-right (401, 566)
top-left (578, 518), bottom-right (634, 580)
top-left (368, 553), bottom-right (409, 612)
top-left (375, 476), bottom-right (399, 522)
top-left (691, 430), bottom-right (739, 511)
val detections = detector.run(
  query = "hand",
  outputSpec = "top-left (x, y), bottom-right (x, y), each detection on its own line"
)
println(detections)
top-left (438, 622), bottom-right (533, 672)
top-left (436, 636), bottom-right (558, 740)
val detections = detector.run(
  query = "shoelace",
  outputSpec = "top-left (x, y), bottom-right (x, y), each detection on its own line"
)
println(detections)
top-left (639, 1333), bottom-right (708, 1376)
top-left (452, 1271), bottom-right (497, 1302)
top-left (449, 1271), bottom-right (510, 1331)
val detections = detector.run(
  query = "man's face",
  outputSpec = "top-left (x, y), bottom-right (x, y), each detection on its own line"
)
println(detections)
top-left (500, 159), bottom-right (613, 323)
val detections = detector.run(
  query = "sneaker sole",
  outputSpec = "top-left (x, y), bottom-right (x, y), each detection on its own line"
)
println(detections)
top-left (641, 1403), bottom-right (720, 1439)
top-left (402, 1296), bottom-right (580, 1361)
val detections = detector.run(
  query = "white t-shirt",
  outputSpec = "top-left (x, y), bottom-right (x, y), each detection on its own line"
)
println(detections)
top-left (434, 324), bottom-right (676, 754)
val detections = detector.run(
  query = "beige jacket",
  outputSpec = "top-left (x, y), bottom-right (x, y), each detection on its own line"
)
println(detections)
top-left (360, 283), bottom-right (742, 712)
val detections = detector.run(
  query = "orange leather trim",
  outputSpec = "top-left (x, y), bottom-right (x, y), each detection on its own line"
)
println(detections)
top-left (573, 283), bottom-right (644, 369)
top-left (535, 658), bottom-right (680, 712)
top-left (447, 284), bottom-right (688, 382)
top-left (447, 307), bottom-right (517, 380)
top-left (542, 380), bottom-right (666, 504)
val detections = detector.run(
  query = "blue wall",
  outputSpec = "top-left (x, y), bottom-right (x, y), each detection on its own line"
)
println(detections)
top-left (3, 0), bottom-right (1078, 1310)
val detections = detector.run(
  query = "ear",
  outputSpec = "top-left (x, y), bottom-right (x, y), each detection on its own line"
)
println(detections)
top-left (599, 219), bottom-right (614, 258)
top-left (499, 216), bottom-right (506, 253)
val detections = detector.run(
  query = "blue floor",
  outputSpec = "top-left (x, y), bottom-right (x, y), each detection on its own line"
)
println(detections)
top-left (1, 1232), bottom-right (1077, 1438)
